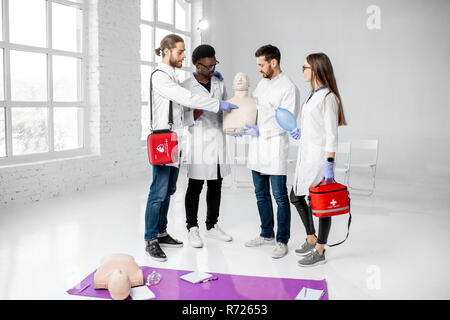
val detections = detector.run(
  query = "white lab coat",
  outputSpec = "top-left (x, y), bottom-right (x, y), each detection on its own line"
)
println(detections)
top-left (181, 75), bottom-right (231, 180)
top-left (150, 63), bottom-right (220, 167)
top-left (292, 89), bottom-right (339, 196)
top-left (247, 72), bottom-right (300, 176)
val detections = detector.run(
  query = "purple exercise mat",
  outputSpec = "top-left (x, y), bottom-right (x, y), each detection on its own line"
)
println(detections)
top-left (67, 266), bottom-right (328, 300)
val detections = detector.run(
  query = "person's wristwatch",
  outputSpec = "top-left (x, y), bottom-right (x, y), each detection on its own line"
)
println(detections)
top-left (327, 157), bottom-right (335, 163)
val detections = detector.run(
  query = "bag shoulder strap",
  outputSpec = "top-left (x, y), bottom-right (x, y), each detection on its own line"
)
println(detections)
top-left (150, 69), bottom-right (174, 132)
top-left (326, 196), bottom-right (351, 247)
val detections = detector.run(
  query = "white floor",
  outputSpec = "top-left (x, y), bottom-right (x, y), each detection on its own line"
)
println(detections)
top-left (0, 167), bottom-right (449, 300)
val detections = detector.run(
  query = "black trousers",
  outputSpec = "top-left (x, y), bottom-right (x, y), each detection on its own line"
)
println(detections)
top-left (289, 188), bottom-right (331, 245)
top-left (185, 165), bottom-right (223, 230)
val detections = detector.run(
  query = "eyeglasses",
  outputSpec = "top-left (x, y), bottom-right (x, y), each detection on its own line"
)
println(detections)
top-left (198, 60), bottom-right (220, 71)
top-left (302, 65), bottom-right (311, 73)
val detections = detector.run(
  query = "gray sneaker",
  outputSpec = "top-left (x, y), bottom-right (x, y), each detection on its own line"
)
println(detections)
top-left (295, 239), bottom-right (317, 256)
top-left (297, 249), bottom-right (326, 267)
top-left (272, 242), bottom-right (289, 259)
top-left (245, 236), bottom-right (275, 247)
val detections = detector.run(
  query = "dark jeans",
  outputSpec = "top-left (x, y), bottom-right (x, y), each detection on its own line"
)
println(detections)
top-left (185, 165), bottom-right (222, 230)
top-left (144, 165), bottom-right (180, 241)
top-left (251, 170), bottom-right (291, 244)
top-left (289, 188), bottom-right (331, 245)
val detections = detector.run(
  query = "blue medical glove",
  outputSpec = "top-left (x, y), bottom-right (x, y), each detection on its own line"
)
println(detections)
top-left (241, 124), bottom-right (259, 137)
top-left (213, 71), bottom-right (224, 81)
top-left (290, 128), bottom-right (301, 140)
top-left (219, 101), bottom-right (239, 112)
top-left (322, 161), bottom-right (335, 182)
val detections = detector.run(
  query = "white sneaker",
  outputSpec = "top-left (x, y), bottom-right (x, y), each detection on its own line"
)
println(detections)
top-left (272, 242), bottom-right (289, 259)
top-left (205, 224), bottom-right (232, 242)
top-left (245, 236), bottom-right (275, 247)
top-left (187, 227), bottom-right (203, 248)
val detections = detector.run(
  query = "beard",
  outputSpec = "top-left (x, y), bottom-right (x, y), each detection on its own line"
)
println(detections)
top-left (169, 56), bottom-right (183, 68)
top-left (261, 66), bottom-right (274, 79)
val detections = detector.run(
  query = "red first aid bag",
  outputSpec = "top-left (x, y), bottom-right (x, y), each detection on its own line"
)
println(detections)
top-left (308, 179), bottom-right (352, 247)
top-left (309, 180), bottom-right (350, 218)
top-left (147, 69), bottom-right (179, 166)
top-left (147, 129), bottom-right (179, 165)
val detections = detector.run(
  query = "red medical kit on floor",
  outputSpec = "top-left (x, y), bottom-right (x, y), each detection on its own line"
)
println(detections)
top-left (147, 130), bottom-right (178, 165)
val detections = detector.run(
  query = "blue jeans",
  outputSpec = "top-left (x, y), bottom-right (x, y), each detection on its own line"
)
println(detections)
top-left (251, 170), bottom-right (291, 244)
top-left (144, 165), bottom-right (180, 241)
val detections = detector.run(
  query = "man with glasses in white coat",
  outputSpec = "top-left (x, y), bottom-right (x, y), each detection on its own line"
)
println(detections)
top-left (182, 44), bottom-right (233, 248)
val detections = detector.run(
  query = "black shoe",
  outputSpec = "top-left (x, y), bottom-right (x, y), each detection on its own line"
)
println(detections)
top-left (158, 233), bottom-right (183, 248)
top-left (145, 240), bottom-right (167, 262)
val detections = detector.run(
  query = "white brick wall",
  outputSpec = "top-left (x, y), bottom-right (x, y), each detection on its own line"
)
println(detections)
top-left (0, 0), bottom-right (151, 208)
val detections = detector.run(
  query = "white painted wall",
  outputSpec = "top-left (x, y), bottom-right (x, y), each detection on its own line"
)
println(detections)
top-left (1, 0), bottom-right (448, 208)
top-left (0, 0), bottom-right (150, 207)
top-left (202, 0), bottom-right (450, 183)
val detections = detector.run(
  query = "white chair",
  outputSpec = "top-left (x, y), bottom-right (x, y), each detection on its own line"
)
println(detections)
top-left (334, 141), bottom-right (352, 186)
top-left (228, 135), bottom-right (253, 188)
top-left (221, 135), bottom-right (235, 189)
top-left (347, 139), bottom-right (379, 196)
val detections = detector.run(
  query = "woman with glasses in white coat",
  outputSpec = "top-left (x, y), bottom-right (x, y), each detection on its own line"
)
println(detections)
top-left (289, 53), bottom-right (347, 267)
top-left (181, 44), bottom-right (233, 248)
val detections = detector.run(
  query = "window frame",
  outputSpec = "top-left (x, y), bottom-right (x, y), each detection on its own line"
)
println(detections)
top-left (0, 0), bottom-right (87, 166)
top-left (140, 0), bottom-right (193, 144)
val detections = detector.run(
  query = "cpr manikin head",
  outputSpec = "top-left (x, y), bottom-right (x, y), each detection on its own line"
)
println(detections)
top-left (93, 253), bottom-right (144, 300)
top-left (232, 72), bottom-right (250, 91)
top-left (222, 71), bottom-right (257, 134)
top-left (108, 269), bottom-right (131, 300)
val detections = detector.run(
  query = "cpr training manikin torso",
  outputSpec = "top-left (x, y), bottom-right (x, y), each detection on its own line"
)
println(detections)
top-left (94, 253), bottom-right (144, 300)
top-left (223, 72), bottom-right (257, 134)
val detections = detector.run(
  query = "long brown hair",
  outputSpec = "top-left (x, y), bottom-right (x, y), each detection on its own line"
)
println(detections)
top-left (155, 34), bottom-right (184, 57)
top-left (306, 53), bottom-right (347, 126)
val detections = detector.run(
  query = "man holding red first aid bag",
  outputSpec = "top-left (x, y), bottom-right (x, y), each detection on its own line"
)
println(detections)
top-left (144, 34), bottom-right (239, 262)
top-left (289, 53), bottom-right (350, 268)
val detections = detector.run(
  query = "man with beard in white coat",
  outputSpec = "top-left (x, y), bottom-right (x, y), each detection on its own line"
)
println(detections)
top-left (144, 35), bottom-right (239, 262)
top-left (240, 45), bottom-right (300, 259)
top-left (181, 44), bottom-right (233, 248)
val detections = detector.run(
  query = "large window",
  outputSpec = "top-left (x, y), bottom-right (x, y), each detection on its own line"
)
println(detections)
top-left (0, 0), bottom-right (85, 163)
top-left (140, 0), bottom-right (192, 141)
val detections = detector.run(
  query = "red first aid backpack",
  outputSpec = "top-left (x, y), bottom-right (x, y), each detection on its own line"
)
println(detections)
top-left (147, 69), bottom-right (179, 166)
top-left (308, 179), bottom-right (352, 247)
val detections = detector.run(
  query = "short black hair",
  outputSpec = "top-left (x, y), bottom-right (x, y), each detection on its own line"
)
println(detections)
top-left (255, 44), bottom-right (281, 64)
top-left (192, 44), bottom-right (216, 65)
